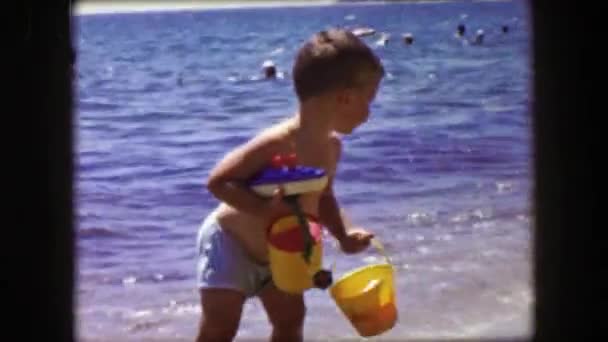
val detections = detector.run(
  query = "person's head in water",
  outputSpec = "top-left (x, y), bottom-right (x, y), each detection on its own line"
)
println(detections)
top-left (262, 60), bottom-right (277, 79)
top-left (375, 32), bottom-right (390, 46)
top-left (474, 29), bottom-right (485, 44)
top-left (403, 33), bottom-right (414, 45)
top-left (502, 25), bottom-right (509, 33)
top-left (457, 24), bottom-right (466, 37)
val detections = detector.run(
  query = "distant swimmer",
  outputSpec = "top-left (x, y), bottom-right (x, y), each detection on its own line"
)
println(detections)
top-left (262, 60), bottom-right (277, 79)
top-left (375, 33), bottom-right (390, 46)
top-left (403, 33), bottom-right (414, 45)
top-left (455, 23), bottom-right (466, 38)
top-left (502, 25), bottom-right (509, 33)
top-left (473, 29), bottom-right (484, 45)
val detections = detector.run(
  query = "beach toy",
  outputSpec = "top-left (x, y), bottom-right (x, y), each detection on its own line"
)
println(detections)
top-left (248, 153), bottom-right (331, 294)
top-left (249, 154), bottom-right (328, 197)
top-left (329, 239), bottom-right (398, 337)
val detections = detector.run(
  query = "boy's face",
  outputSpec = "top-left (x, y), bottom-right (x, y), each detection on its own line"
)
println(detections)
top-left (332, 76), bottom-right (381, 134)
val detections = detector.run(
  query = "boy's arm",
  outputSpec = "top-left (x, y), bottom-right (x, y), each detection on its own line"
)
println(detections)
top-left (206, 133), bottom-right (289, 219)
top-left (319, 134), bottom-right (373, 254)
top-left (320, 184), bottom-right (374, 254)
top-left (318, 186), bottom-right (348, 242)
top-left (318, 134), bottom-right (348, 242)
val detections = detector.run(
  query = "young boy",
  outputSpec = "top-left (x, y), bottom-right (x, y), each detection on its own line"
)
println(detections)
top-left (197, 28), bottom-right (385, 342)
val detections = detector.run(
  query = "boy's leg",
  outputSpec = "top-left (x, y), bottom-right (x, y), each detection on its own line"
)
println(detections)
top-left (196, 212), bottom-right (250, 342)
top-left (197, 288), bottom-right (245, 342)
top-left (258, 282), bottom-right (306, 342)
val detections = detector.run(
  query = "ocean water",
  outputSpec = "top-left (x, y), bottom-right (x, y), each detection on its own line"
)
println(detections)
top-left (75, 1), bottom-right (532, 340)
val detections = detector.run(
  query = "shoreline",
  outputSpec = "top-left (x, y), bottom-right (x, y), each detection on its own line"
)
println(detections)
top-left (73, 0), bottom-right (496, 16)
top-left (74, 1), bottom-right (339, 15)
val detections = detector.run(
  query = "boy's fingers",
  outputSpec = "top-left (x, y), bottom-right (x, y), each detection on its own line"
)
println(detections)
top-left (358, 233), bottom-right (374, 246)
top-left (352, 230), bottom-right (374, 240)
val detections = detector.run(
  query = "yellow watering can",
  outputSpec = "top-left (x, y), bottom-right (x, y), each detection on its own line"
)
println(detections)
top-left (266, 214), bottom-right (327, 294)
top-left (249, 153), bottom-right (332, 294)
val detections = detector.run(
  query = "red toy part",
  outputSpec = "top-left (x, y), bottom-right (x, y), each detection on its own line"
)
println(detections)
top-left (284, 153), bottom-right (297, 168)
top-left (270, 154), bottom-right (283, 168)
top-left (268, 220), bottom-right (322, 252)
top-left (270, 153), bottom-right (298, 169)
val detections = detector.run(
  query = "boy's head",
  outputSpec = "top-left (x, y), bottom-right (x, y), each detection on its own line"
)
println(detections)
top-left (292, 29), bottom-right (384, 134)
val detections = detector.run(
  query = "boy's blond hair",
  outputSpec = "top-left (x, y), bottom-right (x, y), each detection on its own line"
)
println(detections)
top-left (292, 29), bottom-right (385, 102)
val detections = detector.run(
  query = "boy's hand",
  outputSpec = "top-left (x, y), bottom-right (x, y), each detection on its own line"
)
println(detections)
top-left (339, 228), bottom-right (374, 254)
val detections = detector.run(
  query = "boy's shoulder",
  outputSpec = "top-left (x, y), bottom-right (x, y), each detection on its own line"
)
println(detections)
top-left (251, 120), bottom-right (343, 158)
top-left (239, 120), bottom-right (294, 156)
top-left (253, 120), bottom-right (293, 145)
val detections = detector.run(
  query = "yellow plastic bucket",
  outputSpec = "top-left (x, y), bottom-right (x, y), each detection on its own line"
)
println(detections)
top-left (330, 262), bottom-right (397, 337)
top-left (267, 215), bottom-right (323, 294)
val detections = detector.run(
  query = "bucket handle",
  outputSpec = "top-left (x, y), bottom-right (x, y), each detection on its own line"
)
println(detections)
top-left (326, 210), bottom-right (393, 272)
top-left (327, 236), bottom-right (392, 275)
top-left (371, 237), bottom-right (392, 265)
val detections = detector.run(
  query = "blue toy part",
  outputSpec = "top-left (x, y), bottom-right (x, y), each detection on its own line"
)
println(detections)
top-left (248, 165), bottom-right (326, 186)
top-left (248, 154), bottom-right (329, 197)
